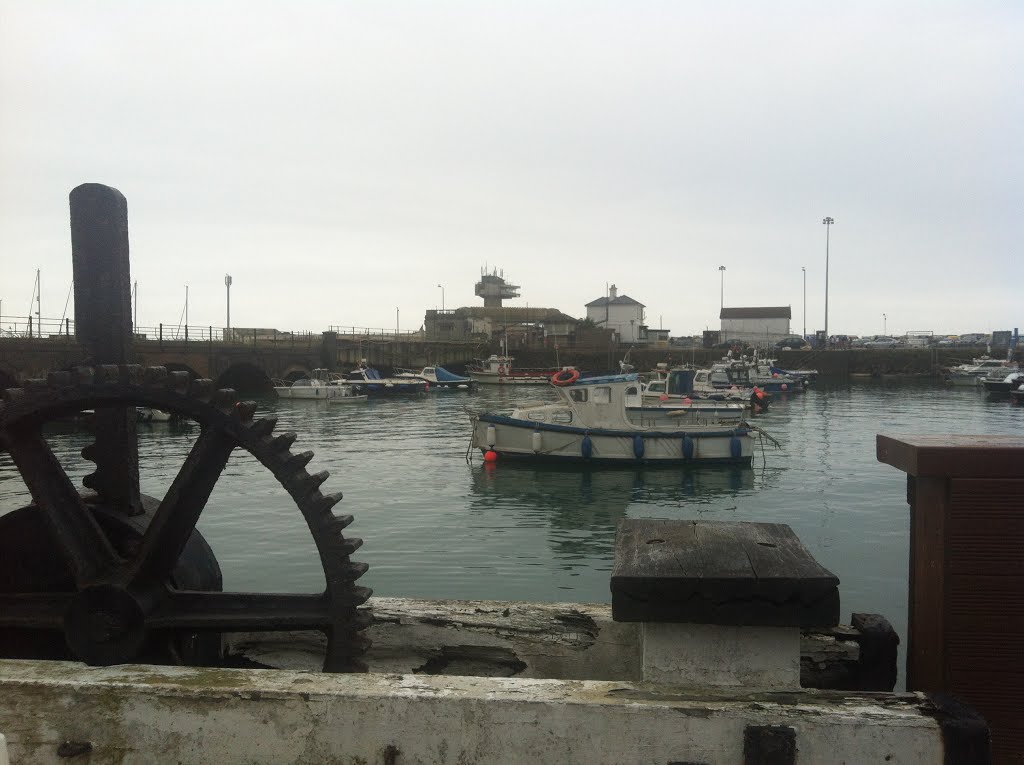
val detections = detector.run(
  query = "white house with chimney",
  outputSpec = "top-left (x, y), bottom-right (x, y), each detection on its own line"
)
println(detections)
top-left (585, 285), bottom-right (647, 344)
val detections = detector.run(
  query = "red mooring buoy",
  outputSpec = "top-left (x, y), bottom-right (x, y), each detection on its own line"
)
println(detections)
top-left (484, 450), bottom-right (498, 462)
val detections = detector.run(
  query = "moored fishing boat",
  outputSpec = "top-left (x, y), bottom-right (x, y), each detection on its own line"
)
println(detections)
top-left (643, 366), bottom-right (769, 411)
top-left (467, 354), bottom-right (571, 385)
top-left (346, 363), bottom-right (428, 395)
top-left (394, 365), bottom-right (477, 390)
top-left (273, 368), bottom-right (348, 399)
top-left (326, 385), bottom-right (368, 404)
top-left (946, 357), bottom-right (1014, 386)
top-left (981, 370), bottom-right (1023, 394)
top-left (469, 373), bottom-right (765, 465)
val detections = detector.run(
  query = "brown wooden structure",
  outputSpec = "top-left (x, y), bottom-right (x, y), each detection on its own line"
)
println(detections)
top-left (878, 434), bottom-right (1024, 764)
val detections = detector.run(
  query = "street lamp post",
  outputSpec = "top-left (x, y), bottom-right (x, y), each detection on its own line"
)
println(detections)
top-left (437, 284), bottom-right (444, 313)
top-left (801, 266), bottom-right (806, 340)
top-left (883, 313), bottom-right (887, 335)
top-left (225, 274), bottom-right (232, 333)
top-left (718, 265), bottom-right (726, 312)
top-left (822, 217), bottom-right (834, 347)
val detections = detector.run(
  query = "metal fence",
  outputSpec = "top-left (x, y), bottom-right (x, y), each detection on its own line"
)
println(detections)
top-left (1, 316), bottom-right (423, 346)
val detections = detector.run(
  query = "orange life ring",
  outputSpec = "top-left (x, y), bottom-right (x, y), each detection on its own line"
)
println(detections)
top-left (498, 365), bottom-right (506, 375)
top-left (551, 369), bottom-right (581, 386)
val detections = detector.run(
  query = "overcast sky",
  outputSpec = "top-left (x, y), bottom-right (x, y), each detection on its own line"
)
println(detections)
top-left (1, 1), bottom-right (1020, 338)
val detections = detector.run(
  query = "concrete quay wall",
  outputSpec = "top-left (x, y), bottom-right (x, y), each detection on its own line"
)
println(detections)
top-left (0, 659), bottom-right (969, 765)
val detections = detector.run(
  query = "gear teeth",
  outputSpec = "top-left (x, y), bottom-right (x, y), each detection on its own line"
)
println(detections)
top-left (168, 371), bottom-right (190, 394)
top-left (72, 366), bottom-right (95, 385)
top-left (348, 610), bottom-right (375, 631)
top-left (82, 472), bottom-right (98, 489)
top-left (250, 416), bottom-right (277, 437)
top-left (189, 379), bottom-right (214, 400)
top-left (234, 401), bottom-right (257, 423)
top-left (81, 444), bottom-right (97, 462)
top-left (3, 388), bottom-right (25, 404)
top-left (121, 365), bottom-right (145, 385)
top-left (144, 366), bottom-right (168, 386)
top-left (47, 371), bottom-right (72, 387)
top-left (342, 560), bottom-right (370, 581)
top-left (313, 491), bottom-right (344, 514)
top-left (326, 513), bottom-right (354, 533)
top-left (287, 450), bottom-right (315, 471)
top-left (212, 388), bottom-right (238, 411)
top-left (341, 585), bottom-right (373, 606)
top-left (96, 364), bottom-right (121, 384)
top-left (270, 431), bottom-right (298, 452)
top-left (295, 470), bottom-right (330, 496)
top-left (329, 536), bottom-right (363, 556)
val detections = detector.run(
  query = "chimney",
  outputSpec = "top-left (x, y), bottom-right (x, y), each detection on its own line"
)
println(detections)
top-left (609, 284), bottom-right (618, 300)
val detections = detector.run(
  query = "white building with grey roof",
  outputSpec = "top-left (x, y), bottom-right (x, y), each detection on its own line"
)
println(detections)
top-left (585, 285), bottom-right (647, 344)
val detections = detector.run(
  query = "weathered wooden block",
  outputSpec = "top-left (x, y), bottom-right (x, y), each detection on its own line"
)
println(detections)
top-left (611, 519), bottom-right (840, 627)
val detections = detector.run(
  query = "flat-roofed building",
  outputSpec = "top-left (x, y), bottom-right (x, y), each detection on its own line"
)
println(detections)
top-left (720, 306), bottom-right (792, 346)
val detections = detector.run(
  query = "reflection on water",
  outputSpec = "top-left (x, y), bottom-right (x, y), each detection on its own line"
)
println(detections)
top-left (2, 380), bottom-right (1023, 677)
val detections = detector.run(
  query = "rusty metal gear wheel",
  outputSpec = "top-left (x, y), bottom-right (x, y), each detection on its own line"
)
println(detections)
top-left (0, 364), bottom-right (371, 672)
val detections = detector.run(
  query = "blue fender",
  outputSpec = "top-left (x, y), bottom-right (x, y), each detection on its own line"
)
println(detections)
top-left (682, 436), bottom-right (695, 460)
top-left (633, 435), bottom-right (645, 460)
top-left (581, 435), bottom-right (593, 460)
top-left (730, 436), bottom-right (743, 459)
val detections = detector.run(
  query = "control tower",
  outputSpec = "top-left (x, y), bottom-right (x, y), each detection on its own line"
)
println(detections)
top-left (474, 267), bottom-right (520, 308)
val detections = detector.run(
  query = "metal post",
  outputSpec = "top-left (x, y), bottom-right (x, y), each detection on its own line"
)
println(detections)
top-left (159, 322), bottom-right (163, 349)
top-left (822, 217), bottom-right (833, 347)
top-left (225, 274), bottom-right (232, 331)
top-left (802, 267), bottom-right (806, 340)
top-left (718, 265), bottom-right (726, 313)
top-left (69, 183), bottom-right (141, 515)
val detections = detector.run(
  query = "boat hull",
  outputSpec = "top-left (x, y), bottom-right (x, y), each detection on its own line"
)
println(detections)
top-left (469, 372), bottom-right (555, 385)
top-left (274, 386), bottom-right (333, 399)
top-left (327, 393), bottom-right (368, 404)
top-left (472, 414), bottom-right (755, 465)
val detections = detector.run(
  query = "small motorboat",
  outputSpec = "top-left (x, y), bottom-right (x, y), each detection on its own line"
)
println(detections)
top-left (326, 385), bottom-right (368, 404)
top-left (982, 370), bottom-right (1024, 394)
top-left (346, 362), bottom-right (428, 396)
top-left (274, 368), bottom-right (348, 399)
top-left (136, 407), bottom-right (173, 423)
top-left (394, 365), bottom-right (476, 390)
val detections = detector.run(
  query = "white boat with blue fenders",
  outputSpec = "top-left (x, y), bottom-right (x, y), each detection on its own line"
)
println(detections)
top-left (469, 373), bottom-right (764, 465)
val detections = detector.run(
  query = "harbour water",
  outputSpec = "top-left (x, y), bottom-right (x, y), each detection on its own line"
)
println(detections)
top-left (1, 380), bottom-right (1021, 686)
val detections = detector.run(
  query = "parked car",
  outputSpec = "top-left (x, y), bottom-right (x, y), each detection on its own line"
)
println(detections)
top-left (774, 335), bottom-right (810, 350)
top-left (864, 336), bottom-right (900, 348)
top-left (712, 339), bottom-right (752, 352)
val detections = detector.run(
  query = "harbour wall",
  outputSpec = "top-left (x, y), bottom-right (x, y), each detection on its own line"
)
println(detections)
top-left (493, 348), bottom-right (995, 379)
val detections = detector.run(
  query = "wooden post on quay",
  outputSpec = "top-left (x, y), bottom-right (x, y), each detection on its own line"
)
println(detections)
top-left (878, 434), bottom-right (1024, 763)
